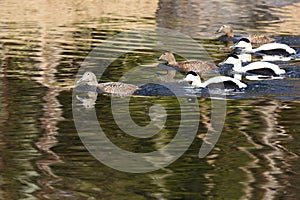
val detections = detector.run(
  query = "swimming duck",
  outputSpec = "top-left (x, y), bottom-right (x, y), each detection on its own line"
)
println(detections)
top-left (232, 38), bottom-right (296, 59)
top-left (77, 71), bottom-right (141, 95)
top-left (222, 54), bottom-right (286, 76)
top-left (184, 71), bottom-right (247, 90)
top-left (216, 25), bottom-right (275, 44)
top-left (157, 51), bottom-right (218, 74)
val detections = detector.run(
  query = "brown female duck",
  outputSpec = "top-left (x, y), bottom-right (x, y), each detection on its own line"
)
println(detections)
top-left (216, 25), bottom-right (275, 45)
top-left (77, 71), bottom-right (140, 95)
top-left (157, 52), bottom-right (218, 74)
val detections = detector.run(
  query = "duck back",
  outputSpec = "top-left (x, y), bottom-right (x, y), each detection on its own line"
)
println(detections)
top-left (98, 82), bottom-right (140, 95)
top-left (177, 60), bottom-right (218, 74)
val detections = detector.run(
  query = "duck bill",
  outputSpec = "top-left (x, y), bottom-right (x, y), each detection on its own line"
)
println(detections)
top-left (218, 61), bottom-right (225, 66)
top-left (156, 55), bottom-right (164, 61)
top-left (77, 78), bottom-right (84, 84)
top-left (229, 44), bottom-right (237, 49)
top-left (183, 78), bottom-right (192, 84)
top-left (215, 28), bottom-right (222, 34)
top-left (230, 46), bottom-right (245, 54)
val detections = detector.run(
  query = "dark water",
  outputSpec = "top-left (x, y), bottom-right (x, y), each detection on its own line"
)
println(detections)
top-left (0, 0), bottom-right (300, 199)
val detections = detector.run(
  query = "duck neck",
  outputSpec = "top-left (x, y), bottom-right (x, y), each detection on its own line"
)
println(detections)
top-left (192, 76), bottom-right (204, 87)
top-left (167, 54), bottom-right (178, 66)
top-left (88, 81), bottom-right (98, 86)
top-left (95, 83), bottom-right (105, 91)
top-left (239, 53), bottom-right (252, 62)
top-left (227, 30), bottom-right (234, 37)
top-left (232, 60), bottom-right (243, 72)
top-left (233, 73), bottom-right (242, 80)
top-left (244, 45), bottom-right (253, 53)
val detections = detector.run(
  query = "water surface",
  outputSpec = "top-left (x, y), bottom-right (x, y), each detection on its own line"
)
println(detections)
top-left (0, 0), bottom-right (299, 199)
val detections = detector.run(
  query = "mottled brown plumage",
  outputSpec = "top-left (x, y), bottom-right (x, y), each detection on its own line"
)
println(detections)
top-left (158, 52), bottom-right (218, 74)
top-left (216, 25), bottom-right (275, 45)
top-left (249, 34), bottom-right (276, 44)
top-left (77, 71), bottom-right (140, 95)
top-left (97, 82), bottom-right (140, 95)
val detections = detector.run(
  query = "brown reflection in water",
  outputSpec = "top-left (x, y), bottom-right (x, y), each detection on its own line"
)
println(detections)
top-left (236, 100), bottom-right (299, 199)
top-left (156, 0), bottom-right (300, 38)
top-left (236, 112), bottom-right (262, 200)
top-left (265, 2), bottom-right (300, 35)
top-left (200, 99), bottom-right (299, 199)
top-left (0, 0), bottom-right (158, 29)
top-left (259, 101), bottom-right (299, 199)
top-left (32, 27), bottom-right (65, 199)
top-left (253, 101), bottom-right (293, 199)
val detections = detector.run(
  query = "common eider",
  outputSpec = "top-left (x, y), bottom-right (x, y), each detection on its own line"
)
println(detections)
top-left (157, 51), bottom-right (218, 74)
top-left (231, 38), bottom-right (296, 59)
top-left (77, 71), bottom-right (141, 95)
top-left (184, 71), bottom-right (247, 90)
top-left (222, 54), bottom-right (286, 76)
top-left (216, 25), bottom-right (275, 44)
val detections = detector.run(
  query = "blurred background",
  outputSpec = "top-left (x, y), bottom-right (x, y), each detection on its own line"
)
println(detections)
top-left (0, 0), bottom-right (299, 199)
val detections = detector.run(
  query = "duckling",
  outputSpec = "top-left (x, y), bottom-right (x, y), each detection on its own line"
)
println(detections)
top-left (232, 38), bottom-right (296, 59)
top-left (184, 71), bottom-right (247, 90)
top-left (157, 51), bottom-right (218, 74)
top-left (77, 71), bottom-right (141, 95)
top-left (222, 54), bottom-right (286, 76)
top-left (216, 25), bottom-right (275, 44)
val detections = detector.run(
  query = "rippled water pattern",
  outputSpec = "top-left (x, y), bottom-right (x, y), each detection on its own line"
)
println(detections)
top-left (0, 0), bottom-right (299, 199)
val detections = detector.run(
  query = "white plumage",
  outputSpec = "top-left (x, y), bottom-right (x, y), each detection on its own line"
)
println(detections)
top-left (184, 71), bottom-right (247, 89)
top-left (232, 38), bottom-right (296, 59)
top-left (222, 54), bottom-right (286, 76)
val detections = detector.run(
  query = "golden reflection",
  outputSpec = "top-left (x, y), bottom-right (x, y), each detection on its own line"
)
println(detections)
top-left (31, 26), bottom-right (64, 198)
top-left (0, 0), bottom-right (158, 27)
top-left (254, 100), bottom-right (285, 199)
top-left (268, 2), bottom-right (300, 34)
top-left (255, 100), bottom-right (299, 199)
top-left (236, 100), bottom-right (297, 199)
top-left (200, 99), bottom-right (299, 199)
top-left (236, 108), bottom-right (263, 200)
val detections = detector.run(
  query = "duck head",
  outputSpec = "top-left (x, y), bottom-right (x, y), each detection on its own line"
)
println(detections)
top-left (77, 71), bottom-right (98, 86)
top-left (221, 54), bottom-right (241, 66)
top-left (157, 51), bottom-right (177, 65)
top-left (221, 54), bottom-right (244, 73)
top-left (216, 25), bottom-right (233, 37)
top-left (184, 71), bottom-right (202, 86)
top-left (231, 38), bottom-right (252, 52)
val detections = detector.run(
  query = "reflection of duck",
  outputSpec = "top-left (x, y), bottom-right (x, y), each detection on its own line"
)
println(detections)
top-left (216, 25), bottom-right (275, 44)
top-left (157, 51), bottom-right (218, 74)
top-left (76, 91), bottom-right (98, 109)
top-left (77, 71), bottom-right (141, 95)
top-left (184, 71), bottom-right (247, 90)
top-left (222, 54), bottom-right (286, 76)
top-left (232, 38), bottom-right (296, 60)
